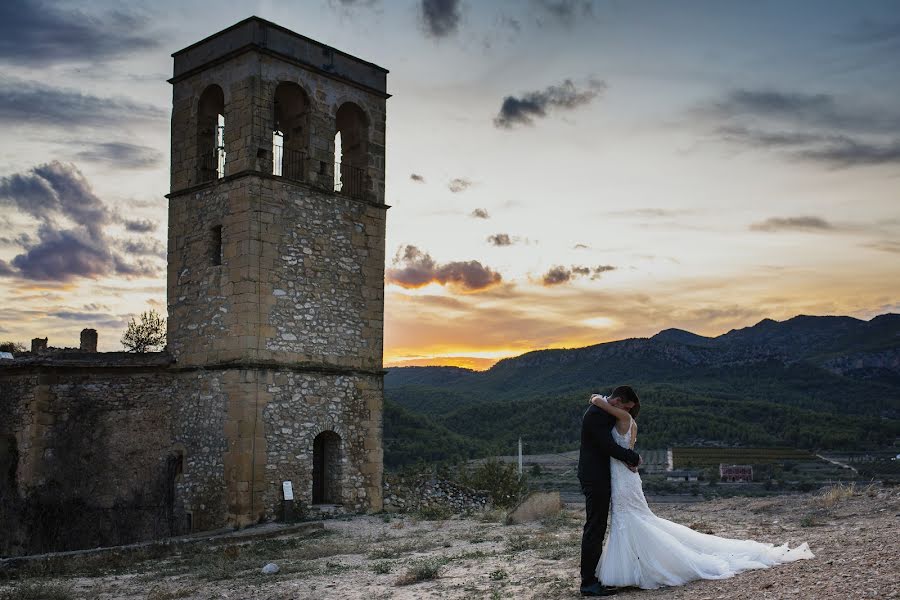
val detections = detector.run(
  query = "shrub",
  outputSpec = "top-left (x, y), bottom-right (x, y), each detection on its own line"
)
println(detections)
top-left (396, 558), bottom-right (445, 585)
top-left (456, 459), bottom-right (527, 509)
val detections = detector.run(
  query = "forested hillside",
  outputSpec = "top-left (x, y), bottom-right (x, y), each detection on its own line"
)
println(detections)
top-left (383, 314), bottom-right (900, 467)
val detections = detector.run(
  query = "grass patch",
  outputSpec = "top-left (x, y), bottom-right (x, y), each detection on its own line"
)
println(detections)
top-left (539, 510), bottom-right (580, 531)
top-left (450, 549), bottom-right (495, 561)
top-left (415, 504), bottom-right (454, 521)
top-left (371, 561), bottom-right (394, 574)
top-left (323, 560), bottom-right (352, 575)
top-left (368, 537), bottom-right (438, 559)
top-left (0, 581), bottom-right (74, 600)
top-left (800, 513), bottom-right (825, 527)
top-left (396, 557), bottom-right (446, 586)
top-left (478, 508), bottom-right (507, 523)
top-left (146, 585), bottom-right (201, 600)
top-left (504, 532), bottom-right (567, 553)
top-left (489, 569), bottom-right (508, 581)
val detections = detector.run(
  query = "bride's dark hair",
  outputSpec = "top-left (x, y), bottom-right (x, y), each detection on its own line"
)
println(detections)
top-left (611, 385), bottom-right (640, 419)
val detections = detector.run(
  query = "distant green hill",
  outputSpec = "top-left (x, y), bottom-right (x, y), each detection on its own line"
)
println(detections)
top-left (383, 313), bottom-right (900, 467)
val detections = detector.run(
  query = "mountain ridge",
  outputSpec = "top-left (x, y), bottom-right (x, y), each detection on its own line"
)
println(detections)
top-left (382, 313), bottom-right (900, 467)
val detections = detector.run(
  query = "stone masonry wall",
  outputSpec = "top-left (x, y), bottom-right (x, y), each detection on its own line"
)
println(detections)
top-left (261, 370), bottom-right (383, 517)
top-left (167, 179), bottom-right (386, 371)
top-left (0, 368), bottom-right (182, 556)
top-left (266, 182), bottom-right (385, 369)
top-left (170, 370), bottom-right (229, 533)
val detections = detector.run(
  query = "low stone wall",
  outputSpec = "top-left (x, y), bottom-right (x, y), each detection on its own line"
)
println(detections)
top-left (382, 473), bottom-right (489, 513)
top-left (0, 359), bottom-right (181, 557)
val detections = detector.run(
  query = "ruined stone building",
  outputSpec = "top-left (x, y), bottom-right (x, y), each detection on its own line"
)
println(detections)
top-left (0, 17), bottom-right (389, 556)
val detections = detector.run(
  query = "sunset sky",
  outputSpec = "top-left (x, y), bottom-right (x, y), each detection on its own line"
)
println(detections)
top-left (1, 1), bottom-right (898, 368)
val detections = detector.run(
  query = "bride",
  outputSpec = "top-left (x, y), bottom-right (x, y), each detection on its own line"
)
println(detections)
top-left (589, 393), bottom-right (814, 590)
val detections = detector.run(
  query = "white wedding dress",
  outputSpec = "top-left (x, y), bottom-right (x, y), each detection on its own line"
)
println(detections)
top-left (597, 418), bottom-right (814, 589)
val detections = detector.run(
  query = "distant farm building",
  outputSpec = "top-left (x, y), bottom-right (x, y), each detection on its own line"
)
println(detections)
top-left (719, 464), bottom-right (753, 482)
top-left (666, 470), bottom-right (700, 482)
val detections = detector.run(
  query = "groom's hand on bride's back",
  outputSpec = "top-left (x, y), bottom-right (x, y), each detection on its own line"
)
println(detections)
top-left (627, 456), bottom-right (642, 472)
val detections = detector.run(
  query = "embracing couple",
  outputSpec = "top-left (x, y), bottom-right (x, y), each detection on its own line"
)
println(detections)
top-left (578, 385), bottom-right (813, 596)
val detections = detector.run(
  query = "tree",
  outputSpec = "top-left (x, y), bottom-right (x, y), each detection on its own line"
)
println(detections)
top-left (121, 310), bottom-right (167, 353)
top-left (0, 341), bottom-right (25, 353)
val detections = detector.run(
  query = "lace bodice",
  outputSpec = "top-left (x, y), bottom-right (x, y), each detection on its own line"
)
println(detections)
top-left (611, 418), bottom-right (634, 448)
top-left (609, 418), bottom-right (651, 516)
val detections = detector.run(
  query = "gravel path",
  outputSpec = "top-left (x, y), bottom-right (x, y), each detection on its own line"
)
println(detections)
top-left (1, 485), bottom-right (897, 599)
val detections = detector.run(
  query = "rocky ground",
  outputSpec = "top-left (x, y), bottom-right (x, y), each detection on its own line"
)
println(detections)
top-left (1, 484), bottom-right (897, 600)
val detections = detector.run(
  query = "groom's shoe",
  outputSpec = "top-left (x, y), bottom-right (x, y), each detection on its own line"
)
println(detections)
top-left (580, 582), bottom-right (618, 596)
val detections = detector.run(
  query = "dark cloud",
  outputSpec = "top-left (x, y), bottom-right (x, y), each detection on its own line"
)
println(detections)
top-left (797, 137), bottom-right (900, 167)
top-left (410, 173), bottom-right (426, 183)
top-left (716, 125), bottom-right (833, 149)
top-left (0, 161), bottom-right (162, 281)
top-left (50, 310), bottom-right (117, 322)
top-left (749, 216), bottom-right (835, 233)
top-left (542, 266), bottom-right (572, 286)
top-left (710, 90), bottom-right (839, 127)
top-left (118, 238), bottom-right (166, 259)
top-left (839, 20), bottom-right (900, 45)
top-left (471, 208), bottom-right (490, 219)
top-left (494, 78), bottom-right (606, 129)
top-left (0, 259), bottom-right (16, 276)
top-left (864, 240), bottom-right (900, 254)
top-left (124, 219), bottom-right (157, 233)
top-left (533, 0), bottom-right (595, 28)
top-left (0, 232), bottom-right (32, 247)
top-left (448, 178), bottom-right (472, 193)
top-left (75, 142), bottom-right (164, 169)
top-left (702, 89), bottom-right (900, 168)
top-left (0, 1), bottom-right (160, 65)
top-left (10, 225), bottom-right (116, 280)
top-left (718, 126), bottom-right (900, 167)
top-left (542, 263), bottom-right (616, 286)
top-left (387, 245), bottom-right (502, 292)
top-left (487, 233), bottom-right (513, 246)
top-left (419, 0), bottom-right (461, 39)
top-left (0, 78), bottom-right (166, 127)
top-left (608, 208), bottom-right (695, 218)
top-left (0, 161), bottom-right (111, 234)
top-left (332, 0), bottom-right (379, 6)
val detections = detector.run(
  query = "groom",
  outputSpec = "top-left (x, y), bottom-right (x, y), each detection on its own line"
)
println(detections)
top-left (578, 385), bottom-right (641, 597)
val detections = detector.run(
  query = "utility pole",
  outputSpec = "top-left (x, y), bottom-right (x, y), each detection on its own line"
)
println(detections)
top-left (518, 437), bottom-right (523, 478)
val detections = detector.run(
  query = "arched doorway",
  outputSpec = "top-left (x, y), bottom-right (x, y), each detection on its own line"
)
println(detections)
top-left (0, 435), bottom-right (16, 492)
top-left (312, 431), bottom-right (342, 505)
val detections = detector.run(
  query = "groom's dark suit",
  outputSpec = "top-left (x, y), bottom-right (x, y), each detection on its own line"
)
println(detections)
top-left (578, 404), bottom-right (640, 588)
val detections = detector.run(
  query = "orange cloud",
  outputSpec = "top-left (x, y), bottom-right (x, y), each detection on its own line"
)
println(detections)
top-left (386, 245), bottom-right (502, 292)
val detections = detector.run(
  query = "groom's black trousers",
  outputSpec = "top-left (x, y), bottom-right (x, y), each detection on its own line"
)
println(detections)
top-left (580, 480), bottom-right (611, 587)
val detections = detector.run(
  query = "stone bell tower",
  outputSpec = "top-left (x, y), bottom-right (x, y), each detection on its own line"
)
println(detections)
top-left (166, 17), bottom-right (388, 528)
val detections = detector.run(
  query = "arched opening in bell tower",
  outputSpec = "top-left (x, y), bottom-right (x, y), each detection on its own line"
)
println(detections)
top-left (312, 431), bottom-right (342, 505)
top-left (273, 82), bottom-right (310, 181)
top-left (197, 85), bottom-right (225, 183)
top-left (334, 102), bottom-right (369, 198)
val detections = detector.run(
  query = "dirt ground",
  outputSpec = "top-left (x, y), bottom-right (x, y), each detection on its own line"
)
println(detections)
top-left (1, 484), bottom-right (897, 600)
